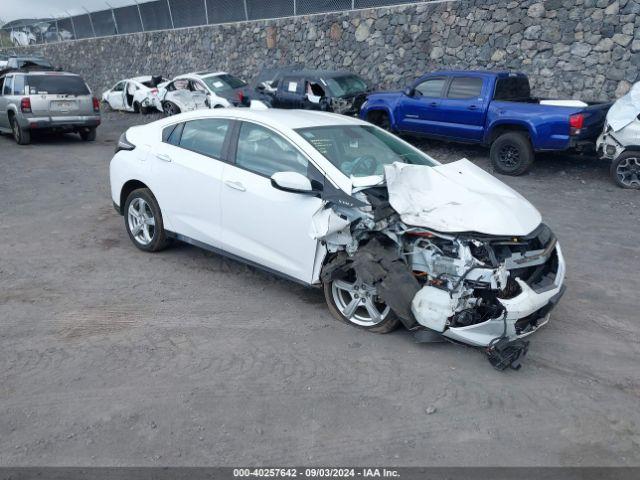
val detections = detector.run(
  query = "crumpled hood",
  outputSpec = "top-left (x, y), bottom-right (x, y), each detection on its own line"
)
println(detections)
top-left (606, 81), bottom-right (640, 132)
top-left (384, 160), bottom-right (542, 236)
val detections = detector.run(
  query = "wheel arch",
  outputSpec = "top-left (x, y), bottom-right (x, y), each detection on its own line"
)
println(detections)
top-left (486, 122), bottom-right (534, 146)
top-left (119, 179), bottom-right (150, 215)
top-left (364, 107), bottom-right (395, 128)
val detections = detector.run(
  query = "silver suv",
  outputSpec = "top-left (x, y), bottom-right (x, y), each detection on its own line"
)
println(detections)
top-left (0, 70), bottom-right (100, 145)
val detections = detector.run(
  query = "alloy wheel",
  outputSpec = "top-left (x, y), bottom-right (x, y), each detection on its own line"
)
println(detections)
top-left (498, 145), bottom-right (520, 169)
top-left (127, 197), bottom-right (156, 245)
top-left (615, 156), bottom-right (640, 188)
top-left (331, 278), bottom-right (390, 327)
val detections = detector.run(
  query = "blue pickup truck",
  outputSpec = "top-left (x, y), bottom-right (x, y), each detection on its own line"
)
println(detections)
top-left (359, 71), bottom-right (610, 175)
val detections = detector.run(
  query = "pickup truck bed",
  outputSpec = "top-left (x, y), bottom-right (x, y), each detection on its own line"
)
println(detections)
top-left (360, 71), bottom-right (611, 175)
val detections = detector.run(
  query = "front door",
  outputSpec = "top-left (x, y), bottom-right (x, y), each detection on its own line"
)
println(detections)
top-left (151, 118), bottom-right (232, 246)
top-left (108, 81), bottom-right (125, 110)
top-left (219, 121), bottom-right (322, 283)
top-left (396, 77), bottom-right (448, 136)
top-left (438, 75), bottom-right (487, 142)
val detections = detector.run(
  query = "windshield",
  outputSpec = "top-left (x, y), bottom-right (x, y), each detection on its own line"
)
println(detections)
top-left (296, 125), bottom-right (436, 177)
top-left (202, 74), bottom-right (247, 93)
top-left (26, 75), bottom-right (90, 95)
top-left (323, 75), bottom-right (368, 97)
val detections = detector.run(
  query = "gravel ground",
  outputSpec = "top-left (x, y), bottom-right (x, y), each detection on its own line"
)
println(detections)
top-left (0, 110), bottom-right (639, 467)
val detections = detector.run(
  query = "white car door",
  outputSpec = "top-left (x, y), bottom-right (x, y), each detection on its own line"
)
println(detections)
top-left (219, 121), bottom-right (323, 283)
top-left (108, 81), bottom-right (125, 110)
top-left (150, 118), bottom-right (232, 246)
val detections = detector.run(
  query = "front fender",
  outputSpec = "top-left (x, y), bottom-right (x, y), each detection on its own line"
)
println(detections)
top-left (360, 102), bottom-right (397, 127)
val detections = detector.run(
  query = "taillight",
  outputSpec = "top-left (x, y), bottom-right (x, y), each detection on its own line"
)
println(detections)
top-left (92, 96), bottom-right (100, 113)
top-left (150, 88), bottom-right (158, 95)
top-left (237, 91), bottom-right (245, 104)
top-left (569, 113), bottom-right (584, 135)
top-left (20, 97), bottom-right (32, 113)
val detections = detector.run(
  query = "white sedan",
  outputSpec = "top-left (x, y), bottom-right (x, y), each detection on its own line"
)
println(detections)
top-left (102, 76), bottom-right (167, 113)
top-left (110, 109), bottom-right (565, 369)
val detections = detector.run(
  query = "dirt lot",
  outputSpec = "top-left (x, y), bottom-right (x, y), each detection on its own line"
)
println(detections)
top-left (0, 111), bottom-right (639, 467)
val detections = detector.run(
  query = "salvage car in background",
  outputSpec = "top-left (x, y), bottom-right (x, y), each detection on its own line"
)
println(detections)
top-left (110, 109), bottom-right (565, 370)
top-left (255, 68), bottom-right (369, 116)
top-left (361, 70), bottom-right (611, 175)
top-left (172, 71), bottom-right (257, 109)
top-left (156, 77), bottom-right (210, 116)
top-left (102, 76), bottom-right (167, 114)
top-left (597, 82), bottom-right (640, 189)
top-left (0, 70), bottom-right (100, 144)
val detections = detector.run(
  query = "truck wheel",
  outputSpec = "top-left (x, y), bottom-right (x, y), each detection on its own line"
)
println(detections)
top-left (610, 152), bottom-right (640, 189)
top-left (10, 116), bottom-right (31, 145)
top-left (490, 132), bottom-right (534, 176)
top-left (367, 111), bottom-right (391, 131)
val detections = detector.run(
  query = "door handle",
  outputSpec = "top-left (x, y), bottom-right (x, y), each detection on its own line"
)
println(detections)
top-left (468, 105), bottom-right (478, 110)
top-left (224, 180), bottom-right (246, 192)
top-left (156, 153), bottom-right (172, 162)
top-left (428, 102), bottom-right (438, 107)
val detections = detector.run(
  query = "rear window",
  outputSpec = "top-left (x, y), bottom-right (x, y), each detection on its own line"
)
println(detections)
top-left (25, 75), bottom-right (90, 95)
top-left (494, 76), bottom-right (531, 101)
top-left (447, 77), bottom-right (484, 99)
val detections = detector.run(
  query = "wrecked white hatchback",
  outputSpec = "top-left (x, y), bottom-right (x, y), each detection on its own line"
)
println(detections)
top-left (110, 110), bottom-right (565, 370)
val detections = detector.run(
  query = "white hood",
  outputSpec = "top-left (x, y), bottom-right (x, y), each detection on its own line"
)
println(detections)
top-left (384, 159), bottom-right (542, 236)
top-left (606, 82), bottom-right (640, 132)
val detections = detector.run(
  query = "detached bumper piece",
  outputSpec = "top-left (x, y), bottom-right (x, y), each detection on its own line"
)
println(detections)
top-left (486, 337), bottom-right (529, 371)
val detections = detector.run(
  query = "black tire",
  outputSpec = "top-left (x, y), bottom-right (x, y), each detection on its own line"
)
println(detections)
top-left (123, 188), bottom-right (169, 252)
top-left (140, 104), bottom-right (150, 114)
top-left (367, 111), bottom-right (392, 131)
top-left (162, 101), bottom-right (180, 116)
top-left (10, 116), bottom-right (31, 145)
top-left (323, 277), bottom-right (400, 334)
top-left (79, 128), bottom-right (96, 141)
top-left (610, 151), bottom-right (640, 189)
top-left (490, 132), bottom-right (534, 176)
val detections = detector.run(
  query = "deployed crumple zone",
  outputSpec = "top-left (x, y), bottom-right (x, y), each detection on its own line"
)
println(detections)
top-left (315, 159), bottom-right (566, 370)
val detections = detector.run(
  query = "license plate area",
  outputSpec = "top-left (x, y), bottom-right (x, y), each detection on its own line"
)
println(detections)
top-left (50, 100), bottom-right (77, 112)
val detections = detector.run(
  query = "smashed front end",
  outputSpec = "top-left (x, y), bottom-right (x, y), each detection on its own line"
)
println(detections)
top-left (316, 160), bottom-right (566, 370)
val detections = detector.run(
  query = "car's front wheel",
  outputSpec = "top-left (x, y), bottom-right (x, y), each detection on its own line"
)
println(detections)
top-left (323, 270), bottom-right (400, 334)
top-left (124, 188), bottom-right (169, 252)
top-left (610, 152), bottom-right (640, 189)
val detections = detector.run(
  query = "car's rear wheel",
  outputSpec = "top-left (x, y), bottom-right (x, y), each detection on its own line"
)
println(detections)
top-left (610, 152), bottom-right (640, 189)
top-left (323, 270), bottom-right (399, 334)
top-left (79, 128), bottom-right (96, 141)
top-left (490, 132), bottom-right (534, 176)
top-left (10, 116), bottom-right (31, 145)
top-left (124, 188), bottom-right (169, 252)
top-left (162, 101), bottom-right (180, 116)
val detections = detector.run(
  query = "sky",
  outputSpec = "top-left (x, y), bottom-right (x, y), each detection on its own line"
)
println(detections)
top-left (0, 0), bottom-right (154, 23)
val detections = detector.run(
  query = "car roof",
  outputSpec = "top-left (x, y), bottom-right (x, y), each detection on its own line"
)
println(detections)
top-left (178, 71), bottom-right (227, 79)
top-left (130, 76), bottom-right (154, 83)
top-left (425, 70), bottom-right (527, 78)
top-left (161, 108), bottom-right (368, 130)
top-left (278, 69), bottom-right (359, 79)
top-left (4, 70), bottom-right (78, 77)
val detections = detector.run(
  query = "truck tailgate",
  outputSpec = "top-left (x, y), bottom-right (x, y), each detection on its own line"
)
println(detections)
top-left (576, 103), bottom-right (612, 140)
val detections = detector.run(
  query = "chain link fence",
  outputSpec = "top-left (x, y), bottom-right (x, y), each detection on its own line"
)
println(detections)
top-left (0, 0), bottom-right (431, 47)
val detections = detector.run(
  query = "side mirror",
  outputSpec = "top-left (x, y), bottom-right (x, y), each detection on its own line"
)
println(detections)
top-left (271, 171), bottom-right (318, 195)
top-left (404, 87), bottom-right (415, 97)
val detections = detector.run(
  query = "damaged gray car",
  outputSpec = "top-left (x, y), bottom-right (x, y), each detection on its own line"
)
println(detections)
top-left (111, 109), bottom-right (565, 370)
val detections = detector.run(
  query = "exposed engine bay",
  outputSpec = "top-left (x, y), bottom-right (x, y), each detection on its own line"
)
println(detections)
top-left (314, 160), bottom-right (566, 370)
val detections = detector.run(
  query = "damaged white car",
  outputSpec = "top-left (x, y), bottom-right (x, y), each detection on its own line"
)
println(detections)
top-left (110, 110), bottom-right (566, 369)
top-left (156, 77), bottom-right (214, 116)
top-left (597, 82), bottom-right (640, 189)
top-left (102, 76), bottom-right (168, 114)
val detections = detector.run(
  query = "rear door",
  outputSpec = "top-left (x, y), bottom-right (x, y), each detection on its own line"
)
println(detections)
top-left (219, 121), bottom-right (323, 283)
top-left (275, 76), bottom-right (303, 109)
top-left (396, 76), bottom-right (448, 135)
top-left (438, 75), bottom-right (487, 142)
top-left (151, 118), bottom-right (233, 246)
top-left (0, 76), bottom-right (12, 129)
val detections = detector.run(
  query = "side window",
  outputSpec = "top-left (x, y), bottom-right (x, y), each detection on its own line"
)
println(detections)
top-left (235, 122), bottom-right (308, 177)
top-left (179, 119), bottom-right (230, 158)
top-left (162, 123), bottom-right (179, 143)
top-left (12, 75), bottom-right (25, 95)
top-left (191, 81), bottom-right (207, 93)
top-left (112, 82), bottom-right (124, 92)
top-left (414, 78), bottom-right (446, 98)
top-left (2, 76), bottom-right (13, 96)
top-left (174, 79), bottom-right (189, 90)
top-left (447, 77), bottom-right (484, 99)
top-left (282, 77), bottom-right (301, 94)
